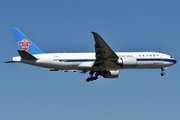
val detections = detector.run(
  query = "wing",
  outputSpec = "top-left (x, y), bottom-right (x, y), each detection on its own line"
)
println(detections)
top-left (91, 32), bottom-right (119, 70)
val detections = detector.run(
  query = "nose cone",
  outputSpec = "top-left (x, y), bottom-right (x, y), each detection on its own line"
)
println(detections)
top-left (174, 59), bottom-right (177, 64)
top-left (171, 58), bottom-right (177, 64)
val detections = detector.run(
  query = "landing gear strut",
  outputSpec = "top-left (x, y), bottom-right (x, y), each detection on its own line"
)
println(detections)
top-left (161, 68), bottom-right (165, 76)
top-left (86, 71), bottom-right (99, 82)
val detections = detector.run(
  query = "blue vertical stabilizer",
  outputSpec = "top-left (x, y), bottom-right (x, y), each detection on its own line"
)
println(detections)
top-left (11, 28), bottom-right (43, 54)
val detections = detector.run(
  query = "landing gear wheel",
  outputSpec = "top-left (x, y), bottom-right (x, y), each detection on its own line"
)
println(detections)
top-left (161, 72), bottom-right (165, 76)
top-left (94, 76), bottom-right (98, 80)
top-left (86, 71), bottom-right (100, 82)
top-left (86, 78), bottom-right (91, 82)
top-left (90, 77), bottom-right (94, 81)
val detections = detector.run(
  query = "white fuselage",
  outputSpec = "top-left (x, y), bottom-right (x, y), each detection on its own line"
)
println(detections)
top-left (12, 52), bottom-right (176, 71)
top-left (8, 28), bottom-right (177, 81)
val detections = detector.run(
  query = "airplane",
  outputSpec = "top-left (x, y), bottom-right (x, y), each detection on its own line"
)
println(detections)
top-left (5, 28), bottom-right (177, 82)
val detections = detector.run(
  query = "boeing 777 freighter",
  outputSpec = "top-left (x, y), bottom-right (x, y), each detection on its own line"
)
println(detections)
top-left (5, 28), bottom-right (177, 82)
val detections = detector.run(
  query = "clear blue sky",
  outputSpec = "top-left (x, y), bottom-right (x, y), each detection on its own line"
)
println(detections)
top-left (0, 0), bottom-right (180, 120)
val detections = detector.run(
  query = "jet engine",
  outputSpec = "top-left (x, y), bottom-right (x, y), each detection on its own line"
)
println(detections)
top-left (103, 70), bottom-right (119, 78)
top-left (116, 57), bottom-right (137, 68)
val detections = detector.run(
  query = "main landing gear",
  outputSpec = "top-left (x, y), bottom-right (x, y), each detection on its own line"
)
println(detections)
top-left (86, 76), bottom-right (98, 82)
top-left (161, 68), bottom-right (166, 76)
top-left (86, 71), bottom-right (98, 82)
top-left (86, 71), bottom-right (107, 82)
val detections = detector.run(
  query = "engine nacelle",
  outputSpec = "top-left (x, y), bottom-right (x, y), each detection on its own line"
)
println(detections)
top-left (116, 57), bottom-right (137, 68)
top-left (103, 70), bottom-right (119, 78)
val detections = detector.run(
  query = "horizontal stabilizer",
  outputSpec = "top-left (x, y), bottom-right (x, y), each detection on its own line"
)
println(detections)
top-left (18, 50), bottom-right (37, 60)
top-left (4, 61), bottom-right (19, 63)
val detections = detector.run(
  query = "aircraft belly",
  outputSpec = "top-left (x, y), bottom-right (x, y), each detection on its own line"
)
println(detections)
top-left (22, 60), bottom-right (80, 70)
top-left (58, 62), bottom-right (80, 69)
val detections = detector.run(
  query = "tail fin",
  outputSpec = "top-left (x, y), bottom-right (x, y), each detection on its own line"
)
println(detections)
top-left (11, 28), bottom-right (43, 54)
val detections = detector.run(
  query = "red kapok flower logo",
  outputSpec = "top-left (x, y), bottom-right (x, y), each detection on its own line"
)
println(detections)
top-left (18, 39), bottom-right (32, 51)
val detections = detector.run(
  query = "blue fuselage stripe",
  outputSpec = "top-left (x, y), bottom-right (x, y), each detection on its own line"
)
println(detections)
top-left (137, 59), bottom-right (176, 63)
top-left (55, 58), bottom-right (176, 64)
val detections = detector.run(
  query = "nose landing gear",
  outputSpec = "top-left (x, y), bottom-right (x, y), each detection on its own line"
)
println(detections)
top-left (161, 72), bottom-right (165, 76)
top-left (161, 68), bottom-right (166, 76)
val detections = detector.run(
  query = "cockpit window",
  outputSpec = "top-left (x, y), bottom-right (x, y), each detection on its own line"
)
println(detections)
top-left (170, 56), bottom-right (173, 58)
